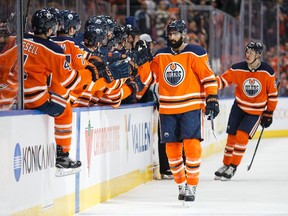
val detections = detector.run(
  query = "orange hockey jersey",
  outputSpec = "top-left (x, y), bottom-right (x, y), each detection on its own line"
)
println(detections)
top-left (217, 61), bottom-right (278, 115)
top-left (23, 33), bottom-right (77, 108)
top-left (150, 44), bottom-right (218, 114)
top-left (52, 36), bottom-right (95, 102)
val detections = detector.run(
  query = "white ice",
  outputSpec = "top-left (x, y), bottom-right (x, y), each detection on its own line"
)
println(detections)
top-left (76, 137), bottom-right (288, 216)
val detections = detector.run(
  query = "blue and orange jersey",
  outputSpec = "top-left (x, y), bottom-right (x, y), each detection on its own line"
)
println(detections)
top-left (217, 61), bottom-right (278, 115)
top-left (150, 44), bottom-right (218, 114)
top-left (52, 36), bottom-right (91, 71)
top-left (23, 33), bottom-right (77, 108)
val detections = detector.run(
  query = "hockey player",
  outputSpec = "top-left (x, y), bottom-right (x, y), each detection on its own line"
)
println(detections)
top-left (24, 9), bottom-right (81, 176)
top-left (214, 41), bottom-right (278, 181)
top-left (51, 9), bottom-right (100, 106)
top-left (119, 24), bottom-right (153, 105)
top-left (150, 19), bottom-right (219, 203)
top-left (85, 22), bottom-right (150, 107)
top-left (77, 20), bottom-right (133, 107)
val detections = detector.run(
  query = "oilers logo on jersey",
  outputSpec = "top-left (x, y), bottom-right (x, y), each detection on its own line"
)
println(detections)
top-left (164, 62), bottom-right (185, 86)
top-left (243, 78), bottom-right (261, 97)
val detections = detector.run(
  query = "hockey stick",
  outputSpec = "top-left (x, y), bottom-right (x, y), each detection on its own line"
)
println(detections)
top-left (247, 126), bottom-right (264, 171)
top-left (210, 110), bottom-right (219, 142)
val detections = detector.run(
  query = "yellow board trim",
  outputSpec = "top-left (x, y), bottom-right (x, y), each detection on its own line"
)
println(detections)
top-left (79, 167), bottom-right (153, 212)
top-left (201, 130), bottom-right (288, 158)
top-left (12, 167), bottom-right (153, 216)
top-left (253, 130), bottom-right (288, 139)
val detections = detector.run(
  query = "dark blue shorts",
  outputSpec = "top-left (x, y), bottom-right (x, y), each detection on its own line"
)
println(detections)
top-left (159, 109), bottom-right (203, 143)
top-left (227, 101), bottom-right (261, 139)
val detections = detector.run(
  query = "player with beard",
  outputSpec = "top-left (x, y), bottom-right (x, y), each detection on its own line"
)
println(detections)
top-left (150, 19), bottom-right (219, 204)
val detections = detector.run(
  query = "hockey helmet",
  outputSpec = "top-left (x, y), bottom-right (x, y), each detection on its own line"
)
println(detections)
top-left (31, 9), bottom-right (57, 34)
top-left (84, 25), bottom-right (107, 46)
top-left (113, 24), bottom-right (127, 43)
top-left (97, 15), bottom-right (116, 31)
top-left (58, 10), bottom-right (81, 34)
top-left (46, 7), bottom-right (64, 28)
top-left (166, 19), bottom-right (187, 34)
top-left (85, 16), bottom-right (109, 33)
top-left (246, 41), bottom-right (263, 54)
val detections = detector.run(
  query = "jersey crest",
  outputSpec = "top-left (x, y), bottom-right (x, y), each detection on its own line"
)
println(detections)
top-left (243, 78), bottom-right (261, 97)
top-left (164, 62), bottom-right (185, 86)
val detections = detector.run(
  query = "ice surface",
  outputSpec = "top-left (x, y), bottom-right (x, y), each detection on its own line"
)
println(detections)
top-left (76, 138), bottom-right (288, 216)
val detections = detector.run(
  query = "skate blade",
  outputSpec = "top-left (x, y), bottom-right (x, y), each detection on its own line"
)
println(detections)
top-left (55, 167), bottom-right (81, 177)
top-left (214, 175), bottom-right (222, 180)
top-left (183, 200), bottom-right (193, 207)
top-left (221, 177), bottom-right (231, 181)
top-left (161, 174), bottom-right (174, 180)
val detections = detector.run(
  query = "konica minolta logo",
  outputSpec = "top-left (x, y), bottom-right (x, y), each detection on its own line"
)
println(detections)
top-left (14, 143), bottom-right (22, 182)
top-left (13, 143), bottom-right (55, 182)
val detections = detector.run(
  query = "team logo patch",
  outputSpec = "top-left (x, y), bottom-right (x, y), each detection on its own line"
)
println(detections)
top-left (164, 62), bottom-right (185, 86)
top-left (243, 78), bottom-right (262, 97)
top-left (68, 14), bottom-right (73, 20)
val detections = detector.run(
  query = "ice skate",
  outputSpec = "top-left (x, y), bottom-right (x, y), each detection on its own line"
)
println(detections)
top-left (221, 165), bottom-right (237, 181)
top-left (214, 165), bottom-right (229, 180)
top-left (161, 170), bottom-right (174, 180)
top-left (183, 185), bottom-right (196, 207)
top-left (55, 145), bottom-right (82, 177)
top-left (178, 183), bottom-right (186, 201)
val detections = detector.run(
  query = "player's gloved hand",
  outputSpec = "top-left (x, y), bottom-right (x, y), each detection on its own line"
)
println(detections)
top-left (135, 39), bottom-right (148, 50)
top-left (261, 111), bottom-right (273, 128)
top-left (85, 64), bottom-right (99, 82)
top-left (205, 94), bottom-right (219, 119)
top-left (107, 51), bottom-right (127, 65)
top-left (88, 55), bottom-right (106, 78)
top-left (126, 75), bottom-right (145, 93)
top-left (130, 48), bottom-right (153, 68)
top-left (108, 60), bottom-right (131, 80)
top-left (122, 76), bottom-right (145, 104)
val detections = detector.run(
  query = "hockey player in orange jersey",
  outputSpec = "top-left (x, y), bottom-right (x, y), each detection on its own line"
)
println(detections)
top-left (50, 9), bottom-right (100, 106)
top-left (85, 23), bottom-right (150, 107)
top-left (24, 9), bottom-right (81, 177)
top-left (76, 20), bottom-right (133, 107)
top-left (214, 41), bottom-right (278, 181)
top-left (150, 19), bottom-right (219, 204)
top-left (105, 24), bottom-right (152, 106)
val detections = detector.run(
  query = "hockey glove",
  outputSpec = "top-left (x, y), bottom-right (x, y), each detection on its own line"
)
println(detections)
top-left (131, 48), bottom-right (153, 67)
top-left (108, 60), bottom-right (131, 80)
top-left (126, 75), bottom-right (145, 94)
top-left (107, 51), bottom-right (127, 65)
top-left (205, 94), bottom-right (219, 119)
top-left (85, 64), bottom-right (99, 82)
top-left (135, 39), bottom-right (148, 51)
top-left (88, 56), bottom-right (106, 78)
top-left (261, 111), bottom-right (273, 128)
